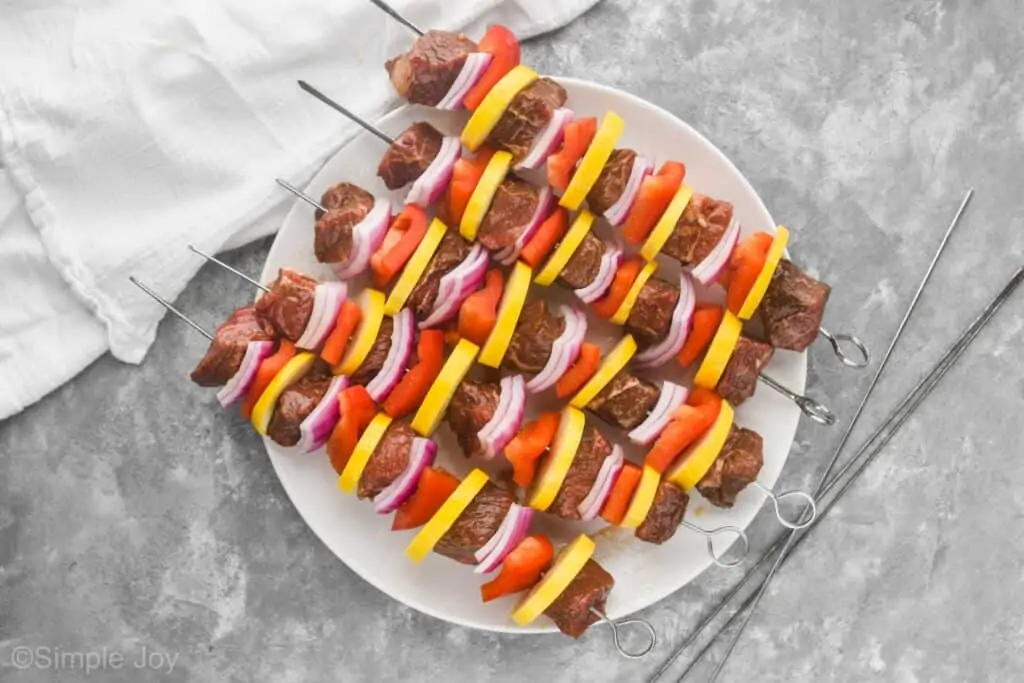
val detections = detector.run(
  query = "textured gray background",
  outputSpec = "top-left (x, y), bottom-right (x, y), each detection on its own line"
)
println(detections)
top-left (3, 0), bottom-right (1024, 681)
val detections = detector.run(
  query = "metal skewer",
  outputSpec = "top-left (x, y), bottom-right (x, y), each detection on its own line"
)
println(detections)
top-left (589, 607), bottom-right (658, 659)
top-left (650, 189), bottom-right (975, 682)
top-left (368, 0), bottom-right (424, 36)
top-left (682, 522), bottom-right (749, 569)
top-left (188, 245), bottom-right (269, 293)
top-left (757, 373), bottom-right (835, 425)
top-left (819, 327), bottom-right (870, 368)
top-left (275, 178), bottom-right (328, 213)
top-left (129, 276), bottom-right (213, 340)
top-left (298, 80), bottom-right (395, 146)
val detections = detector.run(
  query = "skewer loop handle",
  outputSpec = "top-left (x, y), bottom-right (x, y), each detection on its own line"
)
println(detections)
top-left (820, 327), bottom-right (870, 369)
top-left (589, 608), bottom-right (657, 659)
top-left (752, 482), bottom-right (817, 530)
top-left (758, 374), bottom-right (836, 426)
top-left (683, 521), bottom-right (749, 568)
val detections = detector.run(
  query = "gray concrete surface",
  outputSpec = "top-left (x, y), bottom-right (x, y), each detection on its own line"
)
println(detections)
top-left (3, 0), bottom-right (1024, 680)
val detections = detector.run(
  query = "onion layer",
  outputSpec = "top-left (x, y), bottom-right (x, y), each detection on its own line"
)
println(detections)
top-left (526, 305), bottom-right (588, 393)
top-left (634, 272), bottom-right (696, 368)
top-left (406, 136), bottom-right (462, 208)
top-left (296, 281), bottom-right (349, 350)
top-left (294, 374), bottom-right (350, 454)
top-left (517, 108), bottom-right (574, 170)
top-left (474, 504), bottom-right (535, 574)
top-left (477, 374), bottom-right (527, 459)
top-left (419, 244), bottom-right (489, 329)
top-left (373, 437), bottom-right (437, 514)
top-left (436, 53), bottom-right (494, 110)
top-left (578, 444), bottom-right (624, 521)
top-left (691, 216), bottom-right (740, 286)
top-left (366, 308), bottom-right (414, 403)
top-left (628, 381), bottom-right (689, 446)
top-left (574, 239), bottom-right (622, 303)
top-left (604, 155), bottom-right (654, 227)
top-left (216, 340), bottom-right (276, 408)
top-left (495, 187), bottom-right (556, 265)
top-left (332, 198), bottom-right (392, 280)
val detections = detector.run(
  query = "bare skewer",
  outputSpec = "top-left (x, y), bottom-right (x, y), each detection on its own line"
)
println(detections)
top-left (276, 178), bottom-right (328, 213)
top-left (368, 0), bottom-right (424, 36)
top-left (298, 80), bottom-right (395, 146)
top-left (589, 607), bottom-right (657, 659)
top-left (129, 276), bottom-right (213, 341)
top-left (188, 245), bottom-right (269, 293)
top-left (757, 374), bottom-right (835, 425)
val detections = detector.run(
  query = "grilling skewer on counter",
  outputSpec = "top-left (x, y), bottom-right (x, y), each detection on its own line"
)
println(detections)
top-left (372, 5), bottom-right (869, 368)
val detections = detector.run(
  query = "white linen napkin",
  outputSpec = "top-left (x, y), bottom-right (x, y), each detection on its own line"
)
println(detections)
top-left (0, 0), bottom-right (599, 420)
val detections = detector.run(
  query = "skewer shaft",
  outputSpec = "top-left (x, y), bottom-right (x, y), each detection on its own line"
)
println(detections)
top-left (368, 0), bottom-right (424, 36)
top-left (297, 80), bottom-right (395, 146)
top-left (188, 245), bottom-right (269, 293)
top-left (275, 178), bottom-right (328, 213)
top-left (129, 276), bottom-right (213, 341)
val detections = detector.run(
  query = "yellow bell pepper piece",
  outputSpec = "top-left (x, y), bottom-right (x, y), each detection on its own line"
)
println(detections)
top-left (251, 352), bottom-right (317, 435)
top-left (384, 218), bottom-right (447, 315)
top-left (559, 111), bottom-right (624, 210)
top-left (336, 289), bottom-right (386, 376)
top-left (338, 412), bottom-right (392, 494)
top-left (737, 226), bottom-right (790, 320)
top-left (526, 406), bottom-right (585, 511)
top-left (621, 465), bottom-right (661, 529)
top-left (406, 468), bottom-right (490, 563)
top-left (460, 150), bottom-right (513, 242)
top-left (410, 338), bottom-right (480, 436)
top-left (570, 335), bottom-right (637, 409)
top-left (693, 311), bottom-right (743, 389)
top-left (479, 261), bottom-right (531, 367)
top-left (609, 261), bottom-right (658, 325)
top-left (461, 66), bottom-right (538, 151)
top-left (640, 184), bottom-right (693, 262)
top-left (534, 210), bottom-right (595, 286)
top-left (512, 534), bottom-right (595, 626)
top-left (666, 400), bottom-right (735, 490)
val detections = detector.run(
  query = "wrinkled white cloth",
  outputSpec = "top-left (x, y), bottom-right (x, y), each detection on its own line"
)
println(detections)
top-left (0, 0), bottom-right (598, 420)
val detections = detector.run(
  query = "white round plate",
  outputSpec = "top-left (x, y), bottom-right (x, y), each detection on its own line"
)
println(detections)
top-left (260, 78), bottom-right (805, 634)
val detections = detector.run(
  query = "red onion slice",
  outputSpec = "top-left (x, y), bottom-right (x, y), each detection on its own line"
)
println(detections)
top-left (436, 52), bottom-right (494, 110)
top-left (474, 504), bottom-right (535, 574)
top-left (691, 216), bottom-right (740, 286)
top-left (477, 374), bottom-right (527, 459)
top-left (628, 381), bottom-right (689, 446)
top-left (495, 186), bottom-right (556, 266)
top-left (296, 281), bottom-right (349, 350)
top-left (373, 437), bottom-right (437, 514)
top-left (634, 272), bottom-right (696, 368)
top-left (293, 374), bottom-right (350, 454)
top-left (516, 108), bottom-right (574, 170)
top-left (578, 444), bottom-right (625, 521)
top-left (366, 308), bottom-right (414, 403)
top-left (526, 305), bottom-right (588, 393)
top-left (406, 136), bottom-right (462, 207)
top-left (574, 239), bottom-right (623, 303)
top-left (419, 244), bottom-right (489, 329)
top-left (603, 155), bottom-right (654, 227)
top-left (216, 340), bottom-right (276, 408)
top-left (332, 198), bottom-right (392, 280)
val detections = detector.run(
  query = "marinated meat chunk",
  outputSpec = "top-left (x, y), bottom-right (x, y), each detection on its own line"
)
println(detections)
top-left (477, 176), bottom-right (541, 251)
top-left (350, 317), bottom-right (393, 386)
top-left (486, 78), bottom-right (567, 161)
top-left (190, 306), bottom-right (274, 387)
top-left (544, 559), bottom-right (614, 638)
top-left (385, 30), bottom-right (477, 106)
top-left (435, 482), bottom-right (516, 564)
top-left (626, 278), bottom-right (679, 346)
top-left (716, 336), bottom-right (774, 406)
top-left (255, 268), bottom-right (318, 342)
top-left (635, 481), bottom-right (689, 544)
top-left (557, 230), bottom-right (605, 290)
top-left (266, 361), bottom-right (333, 447)
top-left (586, 148), bottom-right (636, 216)
top-left (406, 232), bottom-right (473, 319)
top-left (357, 421), bottom-right (415, 500)
top-left (759, 259), bottom-right (830, 352)
top-left (548, 429), bottom-right (612, 520)
top-left (377, 122), bottom-right (444, 190)
top-left (587, 370), bottom-right (660, 431)
top-left (446, 379), bottom-right (500, 458)
top-left (661, 193), bottom-right (733, 266)
top-left (313, 182), bottom-right (375, 265)
top-left (503, 300), bottom-right (565, 374)
top-left (697, 426), bottom-right (763, 507)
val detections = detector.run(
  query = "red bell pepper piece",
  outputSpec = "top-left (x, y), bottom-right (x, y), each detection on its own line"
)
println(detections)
top-left (480, 534), bottom-right (555, 602)
top-left (620, 161), bottom-right (686, 245)
top-left (392, 467), bottom-right (462, 531)
top-left (461, 26), bottom-right (521, 112)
